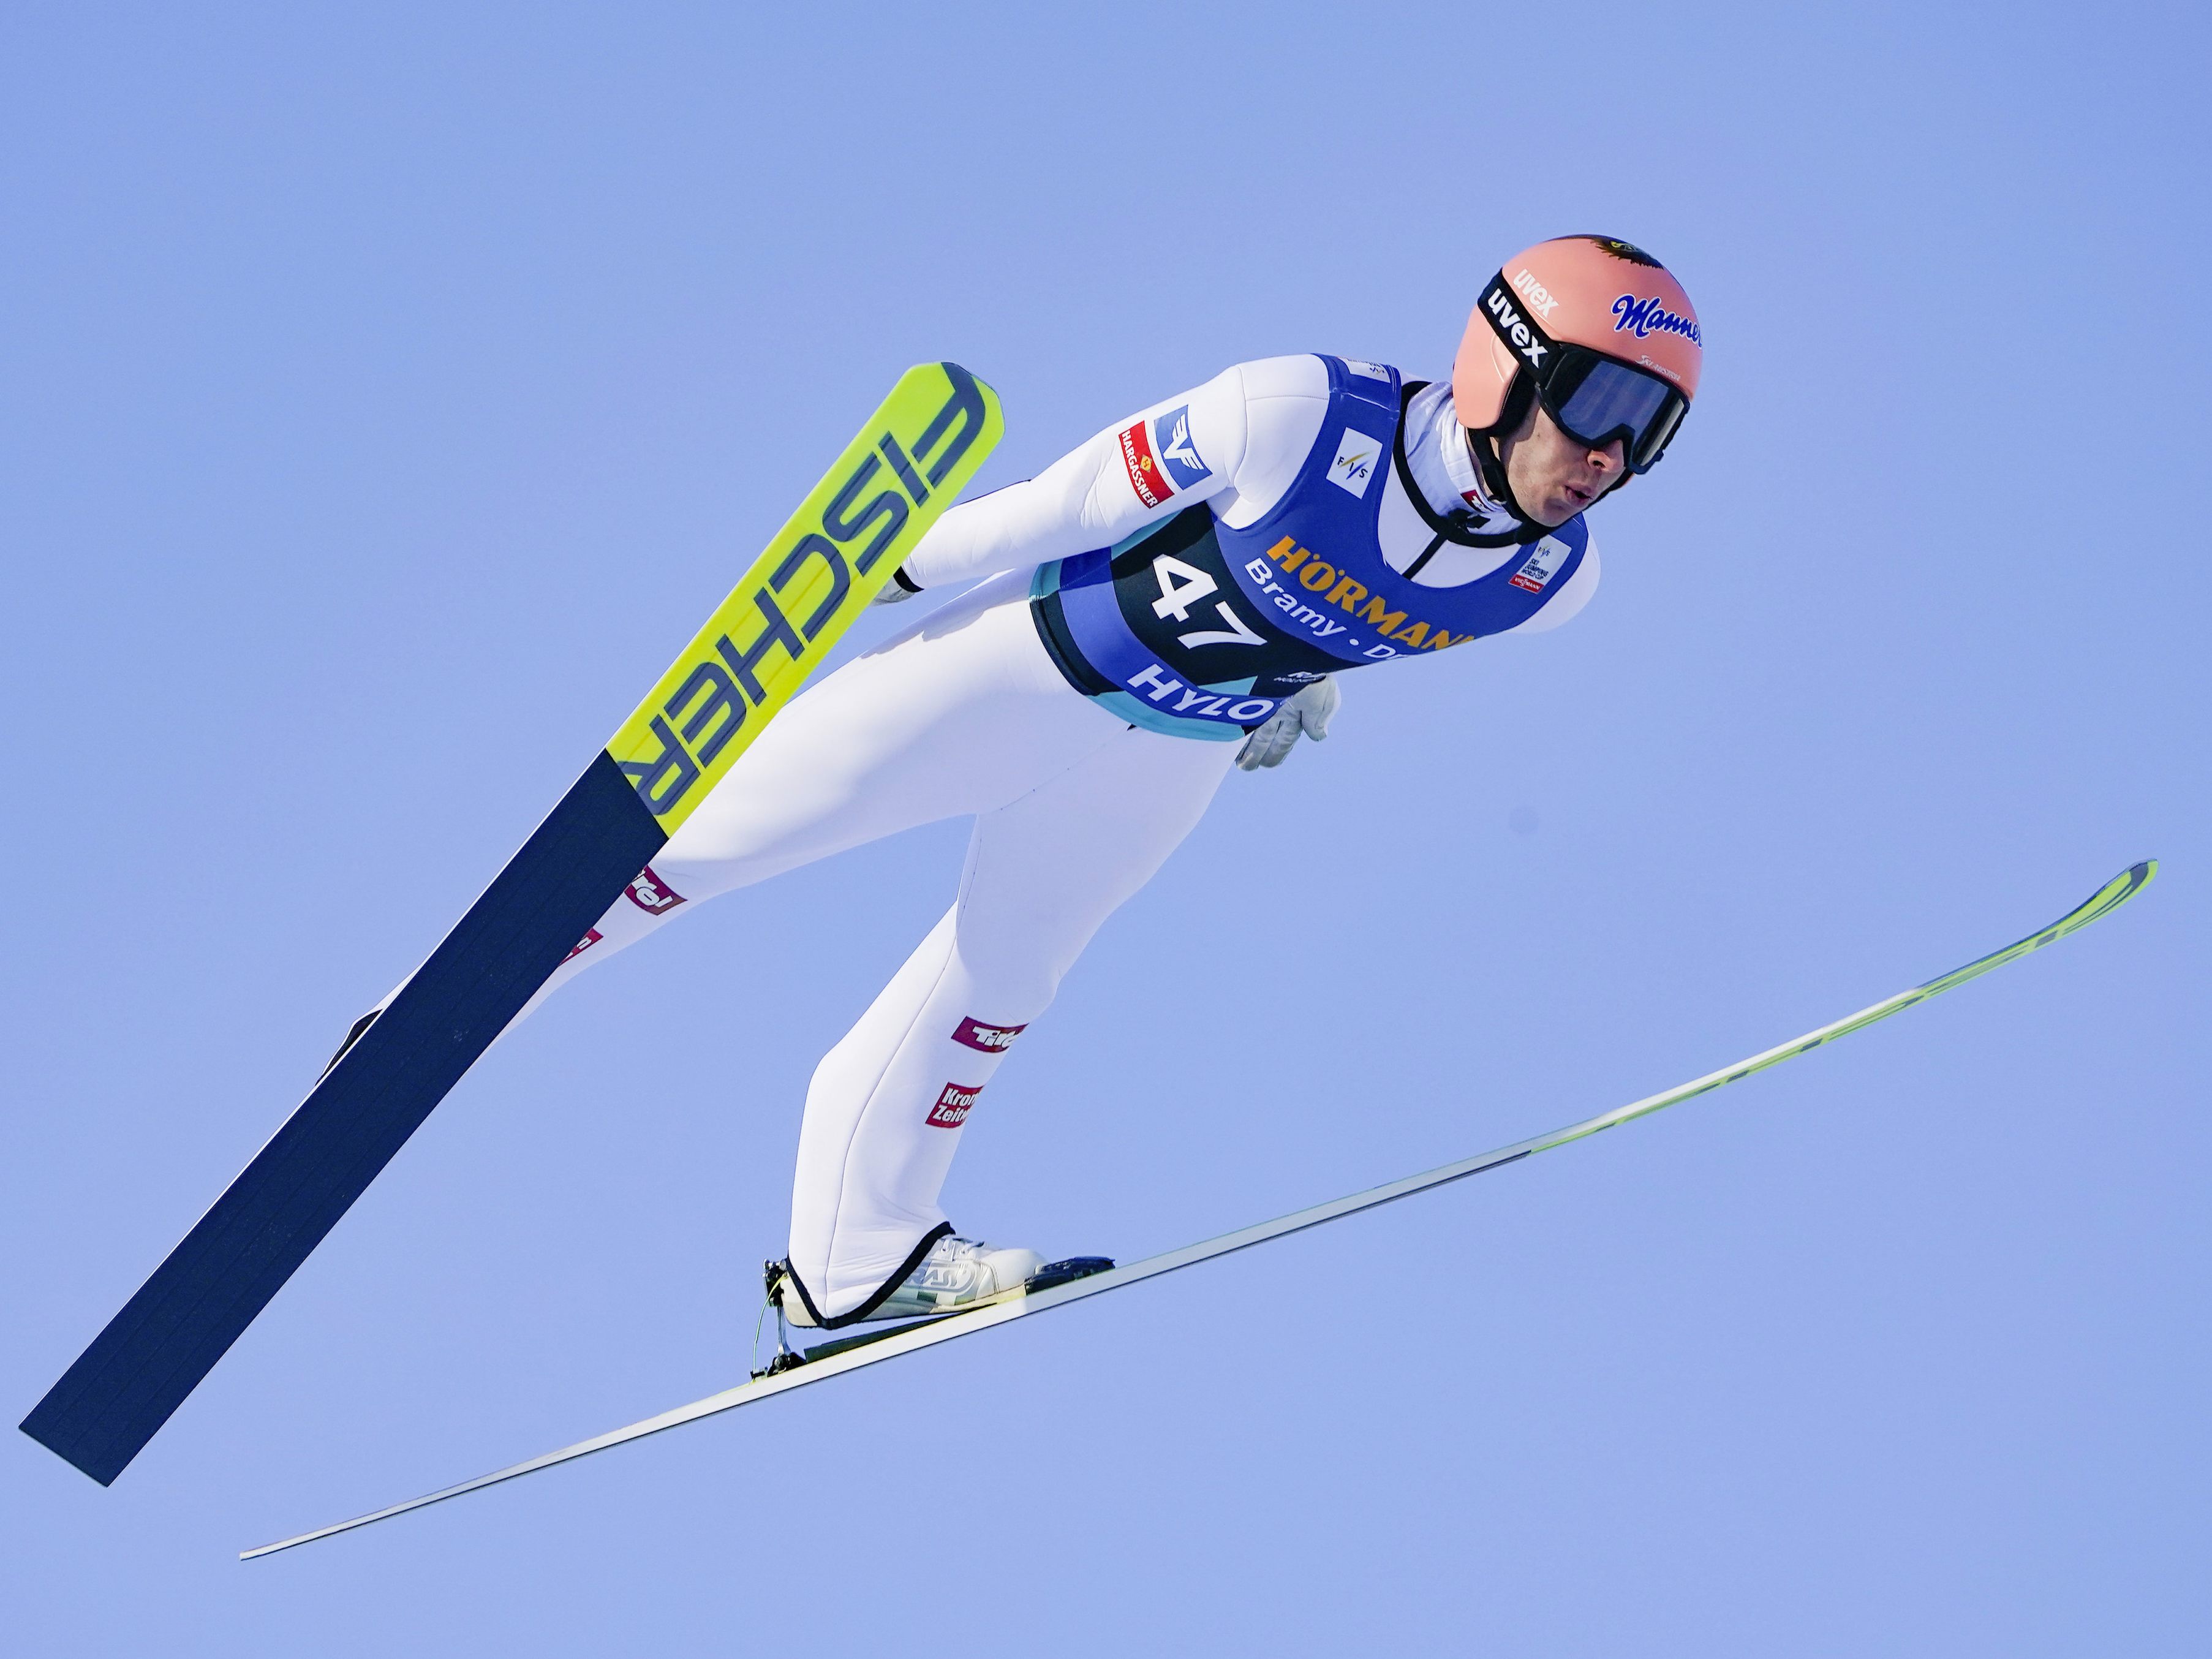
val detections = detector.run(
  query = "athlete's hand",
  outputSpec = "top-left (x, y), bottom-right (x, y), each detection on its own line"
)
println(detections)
top-left (872, 573), bottom-right (921, 605)
top-left (1236, 677), bottom-right (1339, 771)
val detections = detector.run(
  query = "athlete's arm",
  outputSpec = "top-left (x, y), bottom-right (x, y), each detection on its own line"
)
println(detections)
top-left (891, 362), bottom-right (1289, 592)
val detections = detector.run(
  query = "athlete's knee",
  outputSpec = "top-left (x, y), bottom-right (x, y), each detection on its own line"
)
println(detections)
top-left (947, 946), bottom-right (1065, 1021)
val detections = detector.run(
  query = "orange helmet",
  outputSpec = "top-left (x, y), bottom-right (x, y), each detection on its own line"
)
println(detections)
top-left (1453, 235), bottom-right (1702, 474)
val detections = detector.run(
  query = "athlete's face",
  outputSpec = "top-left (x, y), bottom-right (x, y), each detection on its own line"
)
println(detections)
top-left (1497, 400), bottom-right (1626, 526)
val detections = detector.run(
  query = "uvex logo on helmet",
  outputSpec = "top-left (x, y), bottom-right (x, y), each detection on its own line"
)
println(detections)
top-left (1483, 287), bottom-right (1549, 371)
top-left (1509, 268), bottom-right (1560, 317)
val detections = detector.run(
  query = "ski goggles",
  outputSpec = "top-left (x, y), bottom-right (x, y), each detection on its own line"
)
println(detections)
top-left (1478, 274), bottom-right (1691, 472)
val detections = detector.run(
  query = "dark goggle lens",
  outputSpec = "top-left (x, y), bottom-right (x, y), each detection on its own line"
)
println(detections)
top-left (1546, 353), bottom-right (1687, 472)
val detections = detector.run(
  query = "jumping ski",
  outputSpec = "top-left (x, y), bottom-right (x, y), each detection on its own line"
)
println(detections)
top-left (23, 364), bottom-right (1004, 1486)
top-left (241, 859), bottom-right (2155, 1559)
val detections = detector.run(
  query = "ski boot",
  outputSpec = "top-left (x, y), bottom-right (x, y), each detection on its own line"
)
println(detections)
top-left (769, 1236), bottom-right (1044, 1329)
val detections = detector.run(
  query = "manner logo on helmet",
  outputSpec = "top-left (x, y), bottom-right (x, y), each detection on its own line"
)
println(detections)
top-left (1611, 294), bottom-right (1701, 346)
top-left (1508, 535), bottom-right (1572, 594)
top-left (927, 1083), bottom-right (982, 1128)
top-left (1484, 288), bottom-right (1550, 371)
top-left (1327, 428), bottom-right (1382, 497)
top-left (1150, 406), bottom-right (1212, 492)
top-left (953, 1016), bottom-right (1027, 1053)
top-left (1118, 420), bottom-right (1171, 508)
top-left (625, 866), bottom-right (686, 915)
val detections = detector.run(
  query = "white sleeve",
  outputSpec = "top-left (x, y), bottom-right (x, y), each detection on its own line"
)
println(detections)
top-left (1503, 538), bottom-right (1601, 635)
top-left (896, 361), bottom-right (1277, 590)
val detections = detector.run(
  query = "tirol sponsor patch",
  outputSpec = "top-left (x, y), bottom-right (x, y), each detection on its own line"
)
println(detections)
top-left (1151, 406), bottom-right (1212, 491)
top-left (563, 929), bottom-right (603, 964)
top-left (953, 1016), bottom-right (1028, 1053)
top-left (1118, 420), bottom-right (1171, 508)
top-left (927, 1082), bottom-right (983, 1128)
top-left (1327, 428), bottom-right (1383, 497)
top-left (625, 866), bottom-right (686, 915)
top-left (1508, 535), bottom-right (1572, 594)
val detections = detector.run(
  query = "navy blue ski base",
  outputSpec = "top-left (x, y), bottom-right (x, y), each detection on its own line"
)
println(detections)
top-left (21, 752), bottom-right (665, 1485)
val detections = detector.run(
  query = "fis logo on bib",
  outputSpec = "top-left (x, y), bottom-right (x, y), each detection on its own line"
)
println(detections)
top-left (1508, 535), bottom-right (1572, 594)
top-left (953, 1016), bottom-right (1028, 1053)
top-left (1152, 406), bottom-right (1212, 491)
top-left (1328, 429), bottom-right (1382, 497)
top-left (624, 866), bottom-right (686, 915)
top-left (927, 1082), bottom-right (983, 1128)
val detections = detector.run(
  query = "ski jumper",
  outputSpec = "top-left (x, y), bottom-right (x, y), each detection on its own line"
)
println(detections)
top-left (511, 355), bottom-right (1602, 1321)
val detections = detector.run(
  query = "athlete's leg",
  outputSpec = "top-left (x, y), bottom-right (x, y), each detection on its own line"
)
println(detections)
top-left (501, 573), bottom-right (1115, 1022)
top-left (787, 723), bottom-right (1238, 1319)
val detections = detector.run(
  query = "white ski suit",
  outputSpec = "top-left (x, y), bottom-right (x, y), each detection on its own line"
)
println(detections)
top-left (530, 355), bottom-right (1601, 1320)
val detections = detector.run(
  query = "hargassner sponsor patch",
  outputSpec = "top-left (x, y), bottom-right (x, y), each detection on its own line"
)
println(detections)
top-left (1327, 428), bottom-right (1383, 498)
top-left (624, 866), bottom-right (685, 915)
top-left (927, 1082), bottom-right (982, 1128)
top-left (1152, 406), bottom-right (1211, 492)
top-left (1118, 419), bottom-right (1171, 508)
top-left (1508, 535), bottom-right (1572, 594)
top-left (953, 1016), bottom-right (1027, 1053)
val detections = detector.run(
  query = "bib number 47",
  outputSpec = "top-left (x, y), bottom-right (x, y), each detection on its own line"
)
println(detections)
top-left (1150, 554), bottom-right (1264, 650)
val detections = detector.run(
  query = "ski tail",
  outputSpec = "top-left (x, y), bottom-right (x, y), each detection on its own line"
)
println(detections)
top-left (21, 365), bottom-right (1003, 1486)
top-left (239, 861), bottom-right (2156, 1557)
top-left (21, 755), bottom-right (663, 1485)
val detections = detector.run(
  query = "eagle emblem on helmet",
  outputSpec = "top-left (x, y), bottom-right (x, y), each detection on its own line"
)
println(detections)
top-left (1584, 236), bottom-right (1662, 267)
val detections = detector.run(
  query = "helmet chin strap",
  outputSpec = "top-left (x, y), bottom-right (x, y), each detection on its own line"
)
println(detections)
top-left (1465, 421), bottom-right (1546, 542)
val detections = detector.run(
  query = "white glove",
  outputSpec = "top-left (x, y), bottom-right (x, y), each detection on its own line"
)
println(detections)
top-left (1236, 676), bottom-right (1339, 771)
top-left (873, 572), bottom-right (921, 605)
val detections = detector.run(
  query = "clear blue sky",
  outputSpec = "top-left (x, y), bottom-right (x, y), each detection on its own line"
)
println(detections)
top-left (4, 4), bottom-right (2205, 1653)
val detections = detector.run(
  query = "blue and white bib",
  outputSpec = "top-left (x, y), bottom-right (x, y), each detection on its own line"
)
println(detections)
top-left (1030, 356), bottom-right (1589, 739)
